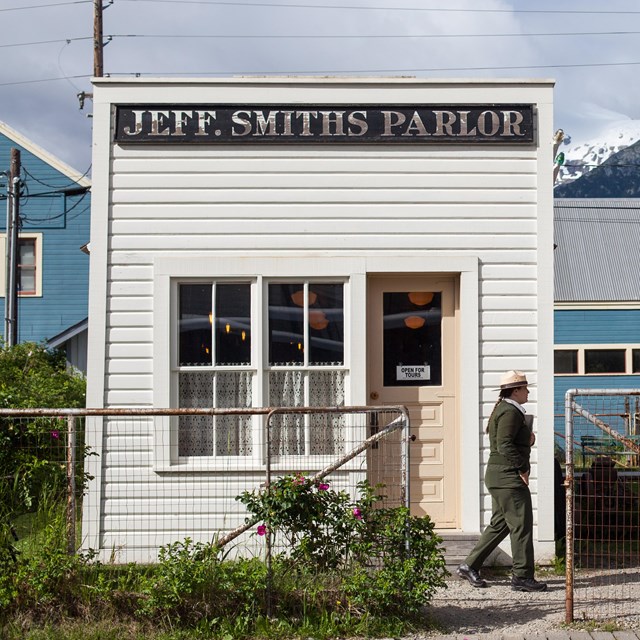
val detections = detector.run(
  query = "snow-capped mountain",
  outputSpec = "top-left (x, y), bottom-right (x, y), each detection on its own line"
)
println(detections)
top-left (556, 119), bottom-right (640, 186)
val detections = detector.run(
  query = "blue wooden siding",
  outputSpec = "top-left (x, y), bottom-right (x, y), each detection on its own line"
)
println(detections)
top-left (554, 309), bottom-right (640, 443)
top-left (555, 308), bottom-right (640, 344)
top-left (0, 133), bottom-right (90, 344)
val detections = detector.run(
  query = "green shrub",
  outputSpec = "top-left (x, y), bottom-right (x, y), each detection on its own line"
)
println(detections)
top-left (1, 471), bottom-right (447, 637)
top-left (0, 342), bottom-right (87, 564)
top-left (238, 475), bottom-right (448, 619)
top-left (344, 506), bottom-right (448, 615)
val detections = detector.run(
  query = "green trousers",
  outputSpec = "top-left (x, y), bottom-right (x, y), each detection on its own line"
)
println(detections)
top-left (464, 482), bottom-right (534, 578)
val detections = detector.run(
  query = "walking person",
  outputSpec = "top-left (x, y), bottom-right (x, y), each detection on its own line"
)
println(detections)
top-left (456, 370), bottom-right (548, 592)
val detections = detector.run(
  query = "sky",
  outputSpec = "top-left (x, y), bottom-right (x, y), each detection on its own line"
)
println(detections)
top-left (3, 0), bottom-right (640, 176)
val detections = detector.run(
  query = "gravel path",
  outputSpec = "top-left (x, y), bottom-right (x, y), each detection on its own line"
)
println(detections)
top-left (417, 568), bottom-right (640, 637)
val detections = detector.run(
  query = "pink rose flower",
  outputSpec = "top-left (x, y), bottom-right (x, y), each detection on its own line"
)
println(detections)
top-left (257, 524), bottom-right (267, 536)
top-left (317, 483), bottom-right (329, 491)
top-left (51, 429), bottom-right (60, 439)
top-left (353, 508), bottom-right (363, 520)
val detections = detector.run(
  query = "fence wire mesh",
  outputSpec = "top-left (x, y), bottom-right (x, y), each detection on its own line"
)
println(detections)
top-left (561, 390), bottom-right (640, 625)
top-left (0, 406), bottom-right (408, 565)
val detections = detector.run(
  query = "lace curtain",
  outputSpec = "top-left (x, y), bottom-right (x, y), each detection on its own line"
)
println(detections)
top-left (179, 371), bottom-right (252, 456)
top-left (178, 369), bottom-right (344, 457)
top-left (269, 369), bottom-right (345, 456)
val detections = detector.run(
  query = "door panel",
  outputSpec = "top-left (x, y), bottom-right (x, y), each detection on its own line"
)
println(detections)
top-left (367, 276), bottom-right (458, 527)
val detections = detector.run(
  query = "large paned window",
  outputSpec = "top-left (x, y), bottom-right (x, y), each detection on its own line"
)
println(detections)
top-left (555, 346), bottom-right (640, 375)
top-left (178, 283), bottom-right (253, 457)
top-left (176, 280), bottom-right (347, 459)
top-left (267, 283), bottom-right (346, 456)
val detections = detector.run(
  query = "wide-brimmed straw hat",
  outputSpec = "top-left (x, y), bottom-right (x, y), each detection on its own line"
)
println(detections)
top-left (494, 370), bottom-right (531, 390)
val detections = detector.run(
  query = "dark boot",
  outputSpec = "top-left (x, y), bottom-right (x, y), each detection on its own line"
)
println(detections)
top-left (456, 563), bottom-right (488, 588)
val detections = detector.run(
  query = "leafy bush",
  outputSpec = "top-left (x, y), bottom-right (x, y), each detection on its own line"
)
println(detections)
top-left (0, 342), bottom-right (87, 518)
top-left (1, 466), bottom-right (447, 637)
top-left (0, 342), bottom-right (85, 410)
top-left (237, 475), bottom-right (448, 619)
top-left (344, 506), bottom-right (448, 615)
top-left (237, 474), bottom-right (379, 571)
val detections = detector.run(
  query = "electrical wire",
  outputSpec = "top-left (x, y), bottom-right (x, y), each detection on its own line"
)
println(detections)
top-left (0, 37), bottom-right (91, 48)
top-left (21, 190), bottom-right (90, 224)
top-left (6, 28), bottom-right (640, 51)
top-left (113, 1), bottom-right (640, 15)
top-left (95, 29), bottom-right (640, 41)
top-left (0, 1), bottom-right (90, 11)
top-left (98, 60), bottom-right (640, 75)
top-left (22, 167), bottom-right (91, 191)
top-left (0, 75), bottom-right (90, 87)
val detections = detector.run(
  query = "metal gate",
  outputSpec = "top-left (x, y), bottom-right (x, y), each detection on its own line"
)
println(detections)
top-left (564, 389), bottom-right (640, 625)
top-left (0, 405), bottom-right (410, 561)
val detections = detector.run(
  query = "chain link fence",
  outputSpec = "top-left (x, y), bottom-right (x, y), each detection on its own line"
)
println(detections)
top-left (561, 389), bottom-right (640, 625)
top-left (0, 406), bottom-right (409, 563)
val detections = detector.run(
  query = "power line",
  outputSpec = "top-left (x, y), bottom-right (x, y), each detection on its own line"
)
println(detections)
top-left (0, 1), bottom-right (90, 12)
top-left (23, 165), bottom-right (92, 189)
top-left (0, 75), bottom-right (90, 87)
top-left (114, 0), bottom-right (640, 15)
top-left (7, 56), bottom-right (640, 86)
top-left (7, 28), bottom-right (640, 51)
top-left (0, 36), bottom-right (91, 49)
top-left (103, 29), bottom-right (640, 41)
top-left (100, 59), bottom-right (640, 75)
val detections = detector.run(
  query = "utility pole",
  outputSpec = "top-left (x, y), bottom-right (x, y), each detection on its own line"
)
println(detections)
top-left (94, 0), bottom-right (104, 77)
top-left (4, 148), bottom-right (20, 346)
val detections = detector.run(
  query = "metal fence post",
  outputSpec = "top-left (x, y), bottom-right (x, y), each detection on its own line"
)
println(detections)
top-left (564, 389), bottom-right (576, 623)
top-left (66, 415), bottom-right (77, 555)
top-left (265, 410), bottom-right (273, 618)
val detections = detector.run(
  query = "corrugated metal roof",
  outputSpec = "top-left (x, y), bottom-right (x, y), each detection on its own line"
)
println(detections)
top-left (555, 199), bottom-right (640, 302)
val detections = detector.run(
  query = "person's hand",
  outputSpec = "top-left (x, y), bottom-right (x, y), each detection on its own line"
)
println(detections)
top-left (529, 432), bottom-right (536, 446)
top-left (519, 470), bottom-right (530, 485)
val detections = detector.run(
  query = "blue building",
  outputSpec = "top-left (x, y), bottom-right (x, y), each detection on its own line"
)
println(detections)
top-left (0, 120), bottom-right (90, 372)
top-left (554, 199), bottom-right (640, 444)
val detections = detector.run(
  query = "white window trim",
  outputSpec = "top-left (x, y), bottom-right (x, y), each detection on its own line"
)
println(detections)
top-left (0, 233), bottom-right (43, 298)
top-left (555, 344), bottom-right (640, 376)
top-left (152, 252), bottom-right (480, 494)
top-left (153, 256), bottom-right (363, 472)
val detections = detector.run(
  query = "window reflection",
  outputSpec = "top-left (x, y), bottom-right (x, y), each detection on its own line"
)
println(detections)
top-left (215, 284), bottom-right (251, 365)
top-left (179, 284), bottom-right (212, 366)
top-left (269, 284), bottom-right (305, 365)
top-left (268, 283), bottom-right (345, 366)
top-left (309, 284), bottom-right (344, 366)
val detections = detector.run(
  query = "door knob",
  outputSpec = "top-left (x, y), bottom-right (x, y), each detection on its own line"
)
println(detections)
top-left (370, 391), bottom-right (379, 400)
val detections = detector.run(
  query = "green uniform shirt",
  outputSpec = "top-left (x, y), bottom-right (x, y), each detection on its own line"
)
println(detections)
top-left (485, 400), bottom-right (532, 490)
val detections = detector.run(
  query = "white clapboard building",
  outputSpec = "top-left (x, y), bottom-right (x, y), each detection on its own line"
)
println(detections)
top-left (83, 77), bottom-right (555, 563)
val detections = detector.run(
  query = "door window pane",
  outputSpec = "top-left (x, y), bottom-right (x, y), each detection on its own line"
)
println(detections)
top-left (215, 284), bottom-right (251, 365)
top-left (269, 283), bottom-right (304, 365)
top-left (179, 284), bottom-right (212, 366)
top-left (308, 283), bottom-right (344, 365)
top-left (584, 349), bottom-right (626, 374)
top-left (383, 291), bottom-right (442, 387)
top-left (554, 349), bottom-right (578, 374)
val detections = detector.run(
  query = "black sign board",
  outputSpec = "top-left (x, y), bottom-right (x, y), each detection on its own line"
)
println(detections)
top-left (114, 104), bottom-right (535, 144)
